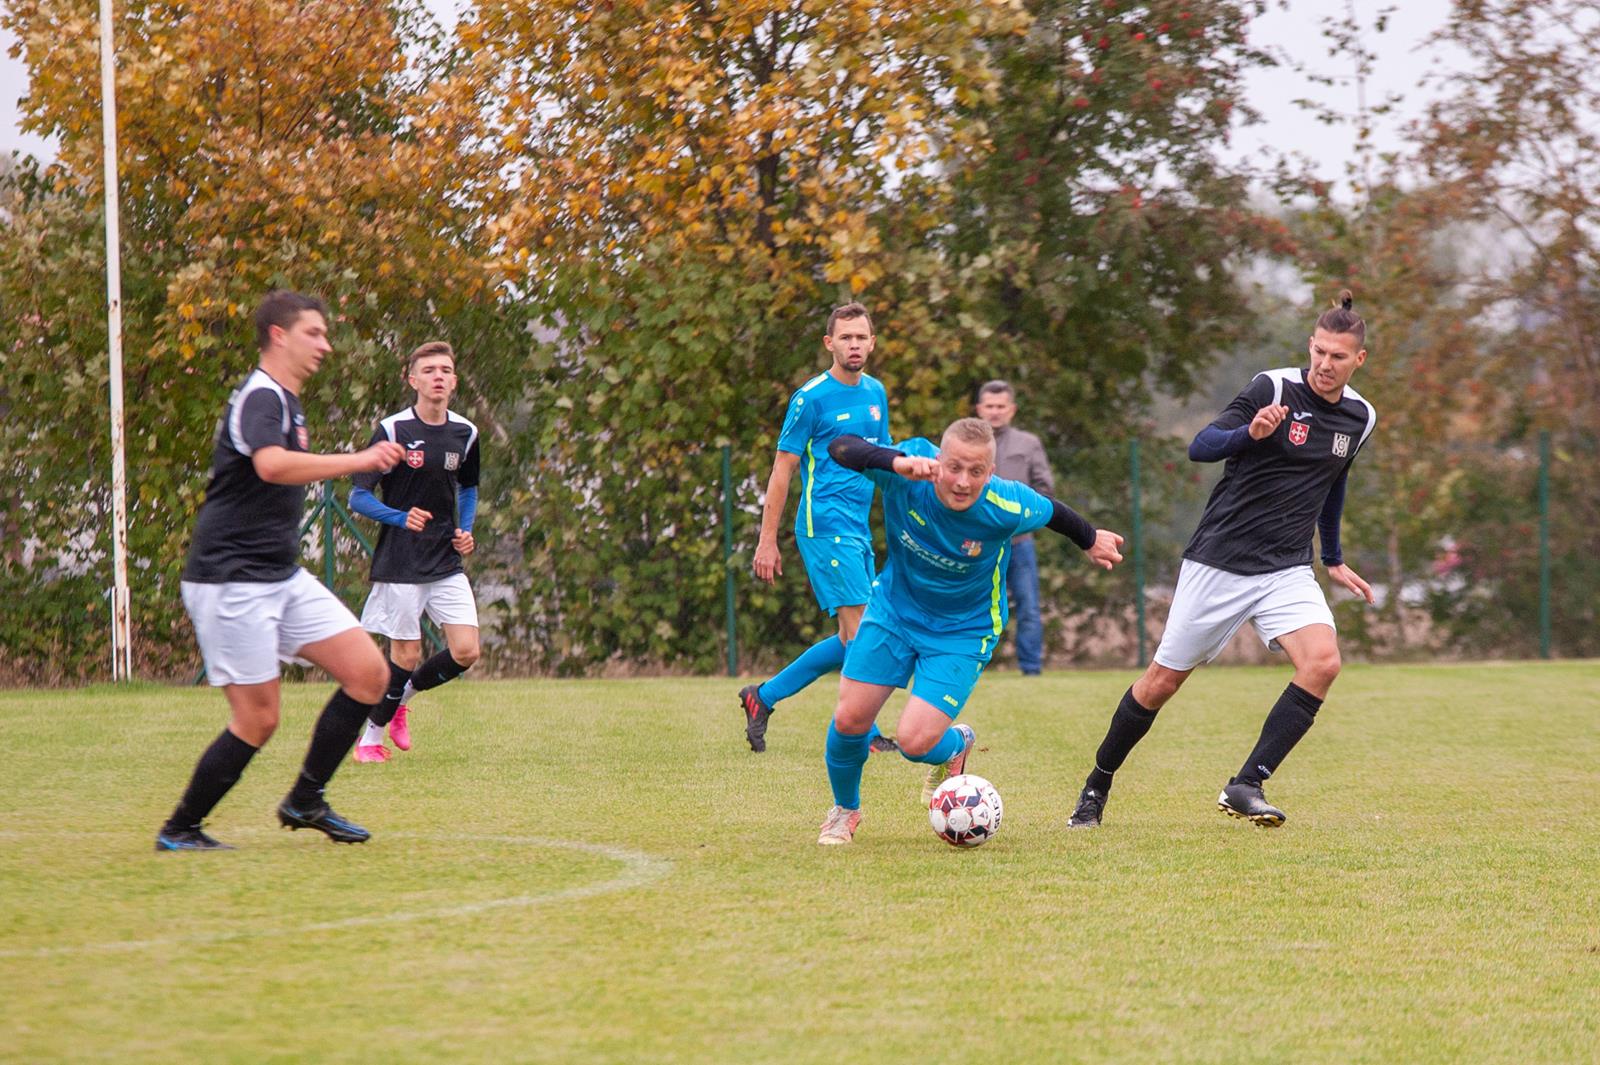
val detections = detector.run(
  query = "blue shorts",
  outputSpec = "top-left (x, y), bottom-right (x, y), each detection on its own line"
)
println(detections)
top-left (841, 614), bottom-right (987, 718)
top-left (796, 535), bottom-right (875, 616)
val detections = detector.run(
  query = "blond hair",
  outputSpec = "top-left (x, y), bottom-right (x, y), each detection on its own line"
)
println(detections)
top-left (941, 417), bottom-right (995, 452)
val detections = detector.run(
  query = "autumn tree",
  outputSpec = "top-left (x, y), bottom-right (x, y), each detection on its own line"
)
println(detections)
top-left (0, 0), bottom-right (507, 679)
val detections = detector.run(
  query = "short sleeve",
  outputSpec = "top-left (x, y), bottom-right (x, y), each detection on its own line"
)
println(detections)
top-left (1006, 480), bottom-right (1055, 537)
top-left (458, 434), bottom-right (481, 489)
top-left (1209, 374), bottom-right (1277, 433)
top-left (233, 388), bottom-right (288, 456)
top-left (351, 425), bottom-right (387, 490)
top-left (775, 389), bottom-right (815, 456)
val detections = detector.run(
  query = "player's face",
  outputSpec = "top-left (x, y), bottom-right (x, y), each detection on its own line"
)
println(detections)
top-left (823, 316), bottom-right (875, 374)
top-left (275, 311), bottom-right (332, 377)
top-left (934, 436), bottom-right (995, 511)
top-left (1307, 328), bottom-right (1366, 401)
top-left (408, 355), bottom-right (457, 404)
top-left (975, 392), bottom-right (1015, 429)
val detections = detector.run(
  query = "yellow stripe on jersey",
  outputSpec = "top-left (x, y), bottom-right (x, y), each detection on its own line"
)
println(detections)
top-left (804, 440), bottom-right (816, 538)
top-left (985, 489), bottom-right (1021, 514)
top-left (988, 545), bottom-right (1007, 644)
top-left (907, 508), bottom-right (927, 526)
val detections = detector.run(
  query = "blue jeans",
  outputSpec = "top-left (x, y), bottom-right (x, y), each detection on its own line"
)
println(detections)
top-left (1007, 537), bottom-right (1043, 674)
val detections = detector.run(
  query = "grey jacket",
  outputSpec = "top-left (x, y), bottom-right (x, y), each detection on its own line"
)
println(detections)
top-left (992, 424), bottom-right (1055, 542)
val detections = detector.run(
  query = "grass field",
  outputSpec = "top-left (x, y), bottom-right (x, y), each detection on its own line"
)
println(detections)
top-left (2, 662), bottom-right (1597, 1064)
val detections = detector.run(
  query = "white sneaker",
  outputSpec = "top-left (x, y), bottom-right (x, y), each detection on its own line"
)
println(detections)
top-left (817, 805), bottom-right (863, 846)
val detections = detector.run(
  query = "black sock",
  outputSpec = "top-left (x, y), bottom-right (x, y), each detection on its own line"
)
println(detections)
top-left (1235, 683), bottom-right (1323, 787)
top-left (1085, 688), bottom-right (1158, 793)
top-left (288, 689), bottom-right (373, 808)
top-left (164, 729), bottom-right (259, 833)
top-left (409, 649), bottom-right (470, 694)
top-left (370, 658), bottom-right (412, 728)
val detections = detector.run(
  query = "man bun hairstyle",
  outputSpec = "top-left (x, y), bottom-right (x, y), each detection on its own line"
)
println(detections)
top-left (407, 340), bottom-right (456, 374)
top-left (942, 416), bottom-right (996, 452)
top-left (826, 301), bottom-right (873, 336)
top-left (254, 290), bottom-right (327, 350)
top-left (1314, 288), bottom-right (1366, 346)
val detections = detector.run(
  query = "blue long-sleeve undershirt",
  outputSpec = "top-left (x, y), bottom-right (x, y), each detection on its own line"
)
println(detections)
top-left (350, 486), bottom-right (408, 528)
top-left (1188, 423), bottom-right (1253, 463)
top-left (1318, 467), bottom-right (1348, 567)
top-left (349, 485), bottom-right (478, 532)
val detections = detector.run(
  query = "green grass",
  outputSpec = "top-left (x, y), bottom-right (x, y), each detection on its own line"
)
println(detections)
top-left (2, 662), bottom-right (1597, 1064)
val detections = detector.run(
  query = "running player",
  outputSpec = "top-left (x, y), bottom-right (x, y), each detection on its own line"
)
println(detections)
top-left (156, 290), bottom-right (404, 851)
top-left (816, 419), bottom-right (1124, 845)
top-left (348, 341), bottom-right (482, 762)
top-left (741, 302), bottom-right (893, 753)
top-left (1067, 291), bottom-right (1377, 829)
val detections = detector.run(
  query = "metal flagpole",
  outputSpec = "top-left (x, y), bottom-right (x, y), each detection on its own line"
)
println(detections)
top-left (99, 0), bottom-right (132, 680)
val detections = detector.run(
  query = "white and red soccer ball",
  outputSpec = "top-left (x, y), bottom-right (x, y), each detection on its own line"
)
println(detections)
top-left (927, 774), bottom-right (1003, 848)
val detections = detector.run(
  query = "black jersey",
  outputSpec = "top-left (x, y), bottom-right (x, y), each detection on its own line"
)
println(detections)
top-left (183, 369), bottom-right (309, 583)
top-left (354, 407), bottom-right (480, 583)
top-left (1183, 368), bottom-right (1377, 576)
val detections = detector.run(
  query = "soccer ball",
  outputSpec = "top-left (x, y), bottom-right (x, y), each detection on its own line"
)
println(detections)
top-left (927, 774), bottom-right (1003, 848)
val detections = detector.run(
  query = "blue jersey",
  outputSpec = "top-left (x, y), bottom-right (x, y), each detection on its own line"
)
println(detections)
top-left (862, 438), bottom-right (1054, 657)
top-left (776, 370), bottom-right (890, 539)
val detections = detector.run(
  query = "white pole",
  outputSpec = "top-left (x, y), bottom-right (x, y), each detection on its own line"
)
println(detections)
top-left (99, 0), bottom-right (132, 681)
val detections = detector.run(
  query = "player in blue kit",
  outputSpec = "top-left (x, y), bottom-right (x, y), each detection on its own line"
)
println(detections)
top-left (741, 302), bottom-right (894, 753)
top-left (815, 418), bottom-right (1125, 845)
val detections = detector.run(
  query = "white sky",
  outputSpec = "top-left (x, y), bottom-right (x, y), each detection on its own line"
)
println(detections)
top-left (2, 0), bottom-right (1454, 188)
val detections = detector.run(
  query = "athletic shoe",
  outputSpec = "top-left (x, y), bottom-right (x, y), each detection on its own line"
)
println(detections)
top-left (817, 805), bottom-right (863, 846)
top-left (738, 684), bottom-right (774, 753)
top-left (277, 799), bottom-right (371, 844)
top-left (389, 705), bottom-right (412, 752)
top-left (921, 723), bottom-right (976, 805)
top-left (1067, 786), bottom-right (1106, 828)
top-left (868, 733), bottom-right (899, 755)
top-left (154, 826), bottom-right (235, 851)
top-left (353, 744), bottom-right (390, 764)
top-left (1217, 779), bottom-right (1287, 827)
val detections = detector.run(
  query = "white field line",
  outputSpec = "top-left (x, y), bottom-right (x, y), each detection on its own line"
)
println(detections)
top-left (0, 833), bottom-right (672, 959)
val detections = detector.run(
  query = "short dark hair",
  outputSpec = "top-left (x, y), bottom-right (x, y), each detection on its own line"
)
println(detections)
top-left (1314, 288), bottom-right (1366, 346)
top-left (254, 290), bottom-right (327, 350)
top-left (826, 301), bottom-right (873, 336)
top-left (407, 340), bottom-right (455, 374)
top-left (977, 379), bottom-right (1014, 402)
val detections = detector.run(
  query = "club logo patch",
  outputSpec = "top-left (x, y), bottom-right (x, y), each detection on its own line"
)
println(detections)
top-left (961, 539), bottom-right (983, 557)
top-left (869, 405), bottom-right (881, 421)
top-left (444, 452), bottom-right (460, 471)
top-left (296, 427), bottom-right (309, 449)
top-left (1288, 421), bottom-right (1309, 446)
top-left (405, 449), bottom-right (425, 468)
top-left (1332, 432), bottom-right (1351, 457)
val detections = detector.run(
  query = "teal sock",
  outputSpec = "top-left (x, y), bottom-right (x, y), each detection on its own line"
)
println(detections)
top-left (825, 721), bottom-right (871, 809)
top-left (758, 635), bottom-right (846, 706)
top-left (900, 725), bottom-right (964, 765)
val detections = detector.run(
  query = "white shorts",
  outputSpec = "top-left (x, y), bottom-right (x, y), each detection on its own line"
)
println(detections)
top-left (360, 573), bottom-right (479, 640)
top-left (182, 569), bottom-right (361, 687)
top-left (1153, 560), bottom-right (1335, 672)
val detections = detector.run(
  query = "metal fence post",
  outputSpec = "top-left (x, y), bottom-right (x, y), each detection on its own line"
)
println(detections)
top-left (1130, 438), bottom-right (1146, 665)
top-left (1538, 430), bottom-right (1551, 659)
top-left (722, 445), bottom-right (738, 677)
top-left (322, 481), bottom-right (336, 592)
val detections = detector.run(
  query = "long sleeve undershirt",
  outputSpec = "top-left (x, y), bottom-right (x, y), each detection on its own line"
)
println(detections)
top-left (1188, 423), bottom-right (1253, 463)
top-left (350, 485), bottom-right (478, 532)
top-left (1317, 467), bottom-right (1348, 567)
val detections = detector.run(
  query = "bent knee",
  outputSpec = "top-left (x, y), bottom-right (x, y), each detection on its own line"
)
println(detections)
top-left (896, 733), bottom-right (937, 758)
top-left (347, 661), bottom-right (391, 704)
top-left (452, 643), bottom-right (482, 668)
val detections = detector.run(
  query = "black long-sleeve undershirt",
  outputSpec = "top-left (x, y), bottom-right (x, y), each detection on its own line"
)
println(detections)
top-left (828, 435), bottom-right (1098, 551)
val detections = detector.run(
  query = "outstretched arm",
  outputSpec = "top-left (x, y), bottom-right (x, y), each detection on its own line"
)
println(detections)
top-left (1045, 498), bottom-right (1124, 570)
top-left (828, 435), bottom-right (936, 480)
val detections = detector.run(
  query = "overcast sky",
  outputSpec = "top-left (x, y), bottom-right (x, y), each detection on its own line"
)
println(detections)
top-left (2, 0), bottom-right (1455, 189)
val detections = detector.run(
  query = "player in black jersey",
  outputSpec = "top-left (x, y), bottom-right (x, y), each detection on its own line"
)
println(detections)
top-left (1068, 291), bottom-right (1379, 829)
top-left (157, 291), bottom-right (405, 851)
top-left (348, 341), bottom-right (482, 761)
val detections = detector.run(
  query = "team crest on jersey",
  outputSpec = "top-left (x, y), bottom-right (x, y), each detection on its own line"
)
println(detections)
top-left (1288, 421), bottom-right (1309, 446)
top-left (961, 539), bottom-right (983, 557)
top-left (296, 427), bottom-right (309, 449)
top-left (405, 449), bottom-right (425, 469)
top-left (1332, 432), bottom-right (1351, 457)
top-left (444, 452), bottom-right (460, 471)
top-left (870, 405), bottom-right (881, 421)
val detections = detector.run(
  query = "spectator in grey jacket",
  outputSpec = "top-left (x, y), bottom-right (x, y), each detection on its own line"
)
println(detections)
top-left (976, 380), bottom-right (1055, 675)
